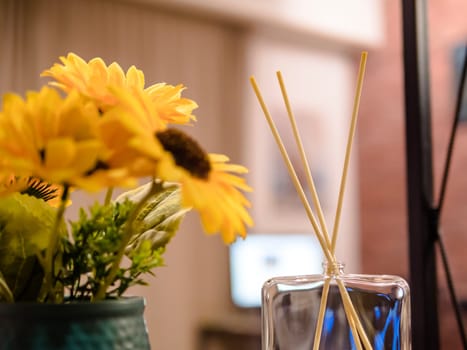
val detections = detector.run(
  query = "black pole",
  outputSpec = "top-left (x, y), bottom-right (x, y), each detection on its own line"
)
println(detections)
top-left (401, 0), bottom-right (440, 349)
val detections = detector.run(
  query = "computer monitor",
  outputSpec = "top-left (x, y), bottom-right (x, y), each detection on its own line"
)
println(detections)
top-left (229, 233), bottom-right (324, 308)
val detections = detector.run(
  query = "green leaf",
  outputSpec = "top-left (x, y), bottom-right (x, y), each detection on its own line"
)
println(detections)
top-left (128, 185), bottom-right (189, 250)
top-left (0, 193), bottom-right (64, 301)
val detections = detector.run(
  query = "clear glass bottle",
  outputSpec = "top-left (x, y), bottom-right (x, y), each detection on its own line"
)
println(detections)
top-left (262, 261), bottom-right (411, 349)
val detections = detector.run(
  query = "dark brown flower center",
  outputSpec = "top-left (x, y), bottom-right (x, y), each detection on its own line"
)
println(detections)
top-left (156, 128), bottom-right (211, 179)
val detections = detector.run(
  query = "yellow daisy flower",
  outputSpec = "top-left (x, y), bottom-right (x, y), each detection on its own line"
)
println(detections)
top-left (42, 57), bottom-right (253, 241)
top-left (41, 53), bottom-right (144, 110)
top-left (41, 52), bottom-right (198, 125)
top-left (154, 128), bottom-right (253, 244)
top-left (98, 92), bottom-right (253, 242)
top-left (0, 87), bottom-right (133, 190)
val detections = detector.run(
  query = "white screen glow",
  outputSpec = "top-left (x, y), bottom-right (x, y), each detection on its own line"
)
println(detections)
top-left (229, 233), bottom-right (324, 308)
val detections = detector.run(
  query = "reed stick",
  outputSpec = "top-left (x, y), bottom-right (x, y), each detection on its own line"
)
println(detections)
top-left (337, 278), bottom-right (372, 349)
top-left (331, 52), bottom-right (368, 252)
top-left (276, 71), bottom-right (331, 248)
top-left (337, 279), bottom-right (365, 350)
top-left (312, 278), bottom-right (330, 350)
top-left (250, 76), bottom-right (334, 265)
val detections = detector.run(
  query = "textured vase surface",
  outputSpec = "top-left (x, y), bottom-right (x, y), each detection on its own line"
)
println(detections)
top-left (0, 297), bottom-right (150, 350)
top-left (262, 262), bottom-right (411, 350)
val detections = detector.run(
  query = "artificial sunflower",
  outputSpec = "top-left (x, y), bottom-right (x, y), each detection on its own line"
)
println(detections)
top-left (154, 129), bottom-right (253, 244)
top-left (94, 85), bottom-right (252, 242)
top-left (0, 87), bottom-right (133, 190)
top-left (42, 52), bottom-right (198, 126)
top-left (41, 53), bottom-right (145, 111)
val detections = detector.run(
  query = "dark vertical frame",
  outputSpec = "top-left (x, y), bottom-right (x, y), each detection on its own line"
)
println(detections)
top-left (401, 0), bottom-right (440, 349)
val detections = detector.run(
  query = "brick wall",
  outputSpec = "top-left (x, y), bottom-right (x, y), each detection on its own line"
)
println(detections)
top-left (358, 0), bottom-right (467, 348)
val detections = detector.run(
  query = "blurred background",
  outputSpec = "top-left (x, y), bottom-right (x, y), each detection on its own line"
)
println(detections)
top-left (1, 0), bottom-right (466, 349)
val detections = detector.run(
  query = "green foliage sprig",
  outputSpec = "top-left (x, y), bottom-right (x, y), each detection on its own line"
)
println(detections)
top-left (0, 182), bottom-right (187, 302)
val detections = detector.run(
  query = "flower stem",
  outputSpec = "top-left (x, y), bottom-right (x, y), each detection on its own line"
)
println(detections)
top-left (0, 275), bottom-right (14, 302)
top-left (93, 180), bottom-right (160, 301)
top-left (104, 187), bottom-right (114, 205)
top-left (40, 185), bottom-right (70, 302)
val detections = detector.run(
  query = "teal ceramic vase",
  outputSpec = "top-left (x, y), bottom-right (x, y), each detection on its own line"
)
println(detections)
top-left (0, 297), bottom-right (150, 350)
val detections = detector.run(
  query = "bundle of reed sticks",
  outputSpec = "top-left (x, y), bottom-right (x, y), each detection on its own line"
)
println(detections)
top-left (250, 52), bottom-right (371, 350)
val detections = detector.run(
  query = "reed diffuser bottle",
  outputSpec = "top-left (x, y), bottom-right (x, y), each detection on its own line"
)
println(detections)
top-left (262, 261), bottom-right (411, 349)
